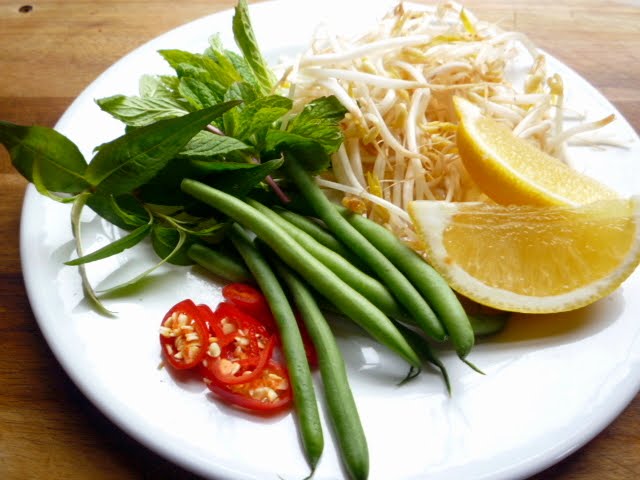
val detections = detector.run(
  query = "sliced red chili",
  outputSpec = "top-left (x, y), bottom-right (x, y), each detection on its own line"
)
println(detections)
top-left (222, 282), bottom-right (277, 332)
top-left (222, 283), bottom-right (317, 367)
top-left (159, 299), bottom-right (209, 370)
top-left (198, 302), bottom-right (275, 384)
top-left (204, 359), bottom-right (292, 413)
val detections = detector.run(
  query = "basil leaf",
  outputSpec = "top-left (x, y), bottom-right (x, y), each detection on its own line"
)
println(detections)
top-left (65, 222), bottom-right (152, 266)
top-left (85, 100), bottom-right (241, 195)
top-left (188, 160), bottom-right (257, 173)
top-left (232, 0), bottom-right (276, 95)
top-left (86, 193), bottom-right (148, 230)
top-left (208, 156), bottom-right (284, 196)
top-left (0, 121), bottom-right (89, 193)
top-left (264, 130), bottom-right (330, 173)
top-left (96, 94), bottom-right (189, 127)
top-left (151, 225), bottom-right (194, 266)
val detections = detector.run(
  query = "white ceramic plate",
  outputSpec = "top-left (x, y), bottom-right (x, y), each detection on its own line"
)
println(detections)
top-left (19, 1), bottom-right (640, 479)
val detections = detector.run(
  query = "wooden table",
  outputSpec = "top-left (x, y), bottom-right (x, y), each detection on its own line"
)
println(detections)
top-left (1, 0), bottom-right (638, 478)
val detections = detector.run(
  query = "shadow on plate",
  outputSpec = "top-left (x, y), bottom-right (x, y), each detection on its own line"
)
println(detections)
top-left (483, 288), bottom-right (626, 347)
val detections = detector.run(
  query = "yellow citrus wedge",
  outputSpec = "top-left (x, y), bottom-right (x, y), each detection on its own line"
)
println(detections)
top-left (454, 96), bottom-right (619, 206)
top-left (408, 198), bottom-right (640, 313)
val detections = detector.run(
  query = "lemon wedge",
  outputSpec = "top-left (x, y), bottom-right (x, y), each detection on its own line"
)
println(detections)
top-left (408, 198), bottom-right (640, 313)
top-left (454, 96), bottom-right (619, 206)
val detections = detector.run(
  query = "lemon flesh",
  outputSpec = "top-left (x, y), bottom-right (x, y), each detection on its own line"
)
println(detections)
top-left (409, 198), bottom-right (640, 313)
top-left (454, 96), bottom-right (618, 206)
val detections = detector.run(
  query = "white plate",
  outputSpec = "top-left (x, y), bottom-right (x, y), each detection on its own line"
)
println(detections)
top-left (19, 1), bottom-right (640, 479)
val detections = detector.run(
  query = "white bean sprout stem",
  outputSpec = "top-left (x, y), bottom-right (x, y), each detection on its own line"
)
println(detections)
top-left (279, 1), bottom-right (615, 229)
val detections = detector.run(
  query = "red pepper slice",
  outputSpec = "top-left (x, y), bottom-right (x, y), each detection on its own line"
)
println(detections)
top-left (204, 359), bottom-right (292, 414)
top-left (222, 282), bottom-right (277, 332)
top-left (159, 299), bottom-right (210, 370)
top-left (223, 282), bottom-right (317, 367)
top-left (198, 302), bottom-right (275, 384)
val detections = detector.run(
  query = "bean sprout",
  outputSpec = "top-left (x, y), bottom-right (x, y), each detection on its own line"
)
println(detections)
top-left (277, 1), bottom-right (615, 228)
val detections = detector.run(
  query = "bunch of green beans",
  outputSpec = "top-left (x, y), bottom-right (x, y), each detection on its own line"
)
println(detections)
top-left (181, 175), bottom-right (508, 479)
top-left (228, 224), bottom-right (324, 473)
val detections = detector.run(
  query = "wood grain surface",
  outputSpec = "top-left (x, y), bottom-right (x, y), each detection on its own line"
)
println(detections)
top-left (1, 1), bottom-right (638, 479)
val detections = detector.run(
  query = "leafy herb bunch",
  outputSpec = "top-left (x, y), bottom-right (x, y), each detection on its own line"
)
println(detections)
top-left (0, 0), bottom-right (346, 312)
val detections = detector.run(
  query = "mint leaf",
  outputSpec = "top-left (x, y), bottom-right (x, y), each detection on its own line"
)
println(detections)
top-left (96, 94), bottom-right (189, 127)
top-left (287, 96), bottom-right (347, 154)
top-left (179, 130), bottom-right (251, 159)
top-left (178, 77), bottom-right (223, 110)
top-left (232, 0), bottom-right (276, 95)
top-left (207, 36), bottom-right (259, 88)
top-left (85, 100), bottom-right (241, 195)
top-left (139, 74), bottom-right (178, 99)
top-left (0, 121), bottom-right (89, 194)
top-left (159, 49), bottom-right (241, 95)
top-left (233, 95), bottom-right (292, 141)
top-left (222, 81), bottom-right (260, 135)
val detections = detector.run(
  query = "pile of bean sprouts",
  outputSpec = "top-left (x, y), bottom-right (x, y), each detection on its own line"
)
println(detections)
top-left (276, 1), bottom-right (614, 233)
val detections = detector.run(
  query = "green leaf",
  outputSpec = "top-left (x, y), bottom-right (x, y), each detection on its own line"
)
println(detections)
top-left (234, 95), bottom-right (292, 141)
top-left (159, 49), bottom-right (241, 95)
top-left (265, 130), bottom-right (330, 173)
top-left (70, 193), bottom-right (115, 316)
top-left (221, 81), bottom-right (260, 135)
top-left (0, 121), bottom-right (89, 193)
top-left (178, 77), bottom-right (223, 110)
top-left (178, 130), bottom-right (250, 159)
top-left (208, 156), bottom-right (284, 197)
top-left (188, 159), bottom-right (258, 173)
top-left (98, 227), bottom-right (190, 294)
top-left (139, 74), bottom-right (177, 99)
top-left (287, 96), bottom-right (347, 154)
top-left (96, 94), bottom-right (189, 127)
top-left (65, 223), bottom-right (152, 266)
top-left (151, 225), bottom-right (194, 265)
top-left (86, 193), bottom-right (149, 231)
top-left (232, 0), bottom-right (276, 95)
top-left (85, 100), bottom-right (241, 196)
top-left (206, 35), bottom-right (259, 88)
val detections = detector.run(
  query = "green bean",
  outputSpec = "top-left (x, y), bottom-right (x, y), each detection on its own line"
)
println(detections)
top-left (393, 322), bottom-right (452, 395)
top-left (228, 223), bottom-right (324, 471)
top-left (187, 243), bottom-right (252, 283)
top-left (282, 158), bottom-right (446, 342)
top-left (339, 208), bottom-right (475, 358)
top-left (267, 250), bottom-right (369, 480)
top-left (469, 312), bottom-right (510, 337)
top-left (275, 208), bottom-right (359, 263)
top-left (247, 199), bottom-right (405, 319)
top-left (180, 178), bottom-right (421, 367)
